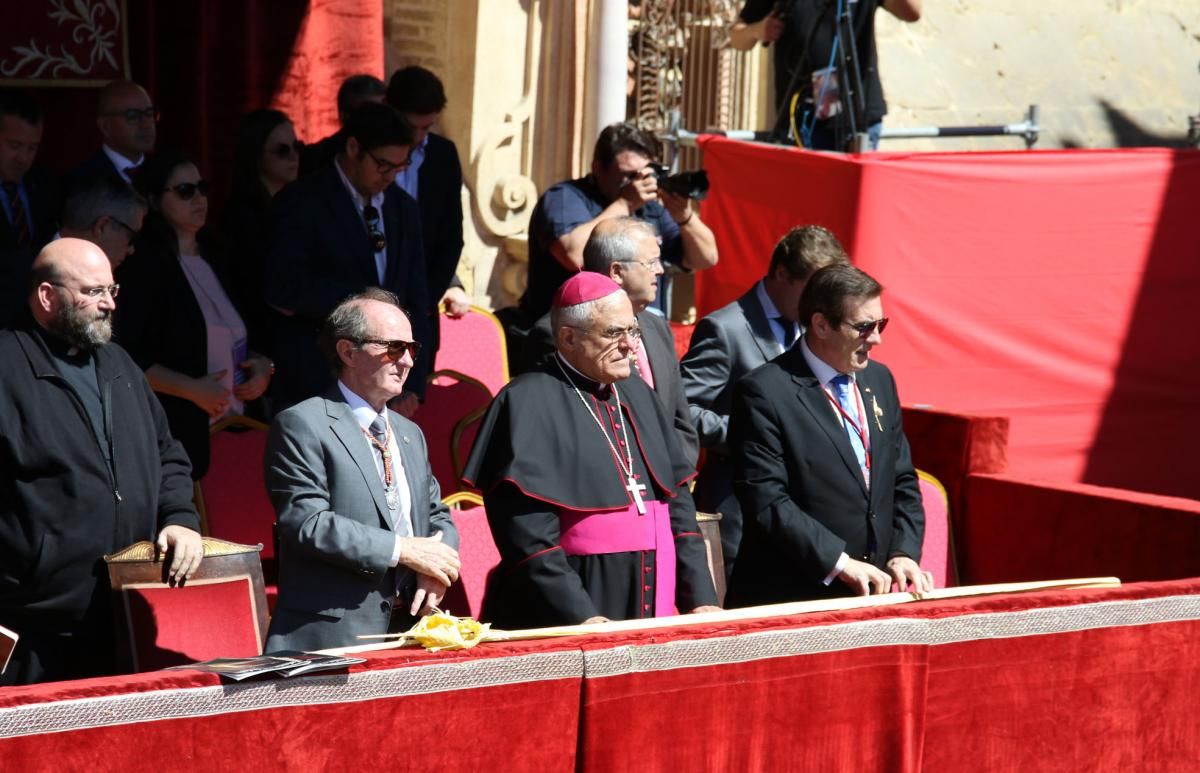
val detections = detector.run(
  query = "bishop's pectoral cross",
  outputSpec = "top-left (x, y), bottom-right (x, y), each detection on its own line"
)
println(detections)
top-left (626, 476), bottom-right (647, 515)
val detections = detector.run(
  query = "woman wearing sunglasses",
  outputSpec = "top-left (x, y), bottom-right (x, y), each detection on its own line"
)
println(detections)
top-left (116, 150), bottom-right (274, 479)
top-left (220, 109), bottom-right (300, 358)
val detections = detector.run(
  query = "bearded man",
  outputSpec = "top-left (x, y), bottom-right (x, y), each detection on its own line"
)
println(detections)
top-left (0, 238), bottom-right (202, 685)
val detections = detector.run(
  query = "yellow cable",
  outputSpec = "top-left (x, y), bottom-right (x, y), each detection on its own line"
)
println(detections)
top-left (789, 91), bottom-right (804, 149)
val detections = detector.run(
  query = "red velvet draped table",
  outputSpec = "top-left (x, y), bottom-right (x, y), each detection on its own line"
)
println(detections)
top-left (3, 579), bottom-right (1199, 771)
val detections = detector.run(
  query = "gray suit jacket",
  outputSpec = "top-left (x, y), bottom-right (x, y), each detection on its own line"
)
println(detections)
top-left (263, 389), bottom-right (457, 652)
top-left (518, 309), bottom-right (700, 467)
top-left (679, 284), bottom-right (781, 575)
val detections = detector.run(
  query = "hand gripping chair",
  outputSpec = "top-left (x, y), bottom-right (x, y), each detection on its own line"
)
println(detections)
top-left (104, 537), bottom-right (269, 673)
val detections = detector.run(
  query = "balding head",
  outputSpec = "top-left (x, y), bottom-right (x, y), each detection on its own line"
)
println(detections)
top-left (30, 238), bottom-right (117, 350)
top-left (583, 217), bottom-right (662, 312)
top-left (97, 80), bottom-right (156, 160)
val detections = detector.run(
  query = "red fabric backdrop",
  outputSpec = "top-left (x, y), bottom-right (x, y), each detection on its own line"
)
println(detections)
top-left (27, 0), bottom-right (382, 213)
top-left (697, 139), bottom-right (1200, 500)
top-left (961, 473), bottom-right (1200, 585)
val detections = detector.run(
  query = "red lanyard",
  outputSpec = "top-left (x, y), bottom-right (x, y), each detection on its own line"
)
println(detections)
top-left (823, 383), bottom-right (871, 474)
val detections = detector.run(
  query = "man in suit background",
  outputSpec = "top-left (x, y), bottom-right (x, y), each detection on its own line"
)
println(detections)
top-left (58, 175), bottom-right (146, 269)
top-left (519, 217), bottom-right (700, 466)
top-left (0, 89), bottom-right (59, 326)
top-left (385, 65), bottom-right (470, 357)
top-left (264, 289), bottom-right (460, 652)
top-left (69, 80), bottom-right (157, 187)
top-left (726, 264), bottom-right (931, 607)
top-left (266, 101), bottom-right (430, 414)
top-left (300, 74), bottom-right (386, 176)
top-left (680, 225), bottom-right (847, 579)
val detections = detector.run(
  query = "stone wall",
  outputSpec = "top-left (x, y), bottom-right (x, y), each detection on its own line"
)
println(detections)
top-left (876, 0), bottom-right (1200, 150)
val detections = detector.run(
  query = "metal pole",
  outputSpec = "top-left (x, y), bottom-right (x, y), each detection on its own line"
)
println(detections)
top-left (669, 104), bottom-right (1040, 150)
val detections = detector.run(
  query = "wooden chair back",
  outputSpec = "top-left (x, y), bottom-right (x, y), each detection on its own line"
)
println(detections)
top-left (104, 537), bottom-right (269, 673)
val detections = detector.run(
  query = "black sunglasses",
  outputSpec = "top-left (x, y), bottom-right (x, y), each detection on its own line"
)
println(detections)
top-left (365, 148), bottom-right (409, 175)
top-left (165, 180), bottom-right (210, 200)
top-left (843, 317), bottom-right (890, 337)
top-left (357, 338), bottom-right (421, 363)
top-left (268, 141), bottom-right (302, 159)
top-left (103, 107), bottom-right (160, 123)
top-left (362, 205), bottom-right (386, 252)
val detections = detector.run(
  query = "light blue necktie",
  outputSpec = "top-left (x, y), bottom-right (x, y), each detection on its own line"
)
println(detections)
top-left (831, 374), bottom-right (868, 482)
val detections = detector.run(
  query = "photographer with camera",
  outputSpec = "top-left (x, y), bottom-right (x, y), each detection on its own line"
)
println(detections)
top-left (517, 122), bottom-right (717, 325)
top-left (730, 0), bottom-right (921, 151)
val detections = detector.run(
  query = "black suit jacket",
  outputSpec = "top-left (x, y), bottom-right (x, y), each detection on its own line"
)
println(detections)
top-left (66, 148), bottom-right (129, 190)
top-left (412, 133), bottom-right (464, 357)
top-left (726, 346), bottom-right (924, 606)
top-left (416, 133), bottom-right (464, 302)
top-left (265, 162), bottom-right (430, 407)
top-left (518, 308), bottom-right (699, 467)
top-left (114, 243), bottom-right (217, 479)
top-left (0, 167), bottom-right (60, 327)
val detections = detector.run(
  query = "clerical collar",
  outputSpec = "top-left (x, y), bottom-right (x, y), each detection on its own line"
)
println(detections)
top-left (33, 322), bottom-right (94, 364)
top-left (799, 336), bottom-right (853, 389)
top-left (554, 353), bottom-right (612, 399)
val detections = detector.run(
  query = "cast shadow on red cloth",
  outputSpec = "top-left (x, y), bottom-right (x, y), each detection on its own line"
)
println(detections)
top-left (962, 473), bottom-right (1200, 586)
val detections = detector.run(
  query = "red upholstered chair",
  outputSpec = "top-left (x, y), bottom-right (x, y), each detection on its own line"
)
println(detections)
top-left (917, 470), bottom-right (957, 588)
top-left (104, 538), bottom-right (269, 673)
top-left (433, 305), bottom-right (510, 397)
top-left (414, 369), bottom-right (493, 496)
top-left (439, 492), bottom-right (501, 620)
top-left (198, 415), bottom-right (276, 580)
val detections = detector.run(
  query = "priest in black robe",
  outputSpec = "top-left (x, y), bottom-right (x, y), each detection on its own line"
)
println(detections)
top-left (463, 273), bottom-right (719, 628)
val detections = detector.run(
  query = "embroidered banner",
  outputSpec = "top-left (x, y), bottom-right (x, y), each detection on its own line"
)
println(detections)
top-left (0, 0), bottom-right (129, 86)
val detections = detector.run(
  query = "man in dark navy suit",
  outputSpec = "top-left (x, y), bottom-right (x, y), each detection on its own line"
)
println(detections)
top-left (266, 102), bottom-right (430, 415)
top-left (727, 265), bottom-right (932, 606)
top-left (386, 65), bottom-right (469, 359)
top-left (0, 89), bottom-right (59, 327)
top-left (68, 80), bottom-right (157, 188)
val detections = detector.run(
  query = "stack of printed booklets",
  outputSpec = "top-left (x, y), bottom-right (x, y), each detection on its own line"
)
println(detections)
top-left (169, 651), bottom-right (365, 681)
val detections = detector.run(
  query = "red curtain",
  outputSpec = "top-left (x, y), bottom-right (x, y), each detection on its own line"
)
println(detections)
top-left (30, 0), bottom-right (382, 212)
top-left (128, 0), bottom-right (383, 211)
top-left (697, 139), bottom-right (1200, 500)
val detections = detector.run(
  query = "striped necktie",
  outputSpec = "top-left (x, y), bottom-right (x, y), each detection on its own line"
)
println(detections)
top-left (2, 182), bottom-right (30, 248)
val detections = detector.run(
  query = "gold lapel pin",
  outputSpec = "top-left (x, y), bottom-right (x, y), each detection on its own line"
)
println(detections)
top-left (871, 395), bottom-right (884, 431)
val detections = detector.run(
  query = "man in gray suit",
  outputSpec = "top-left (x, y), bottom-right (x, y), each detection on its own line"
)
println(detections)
top-left (518, 217), bottom-right (700, 466)
top-left (680, 225), bottom-right (847, 580)
top-left (264, 288), bottom-right (460, 652)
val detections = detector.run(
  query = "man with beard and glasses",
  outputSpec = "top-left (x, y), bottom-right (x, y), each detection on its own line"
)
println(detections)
top-left (0, 238), bottom-right (202, 686)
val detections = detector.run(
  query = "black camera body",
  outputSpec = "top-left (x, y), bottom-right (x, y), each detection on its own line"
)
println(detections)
top-left (648, 163), bottom-right (710, 201)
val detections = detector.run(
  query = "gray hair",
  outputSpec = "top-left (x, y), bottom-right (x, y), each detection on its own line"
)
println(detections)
top-left (60, 176), bottom-right (146, 233)
top-left (318, 288), bottom-right (405, 374)
top-left (582, 217), bottom-right (657, 274)
top-left (550, 288), bottom-right (625, 343)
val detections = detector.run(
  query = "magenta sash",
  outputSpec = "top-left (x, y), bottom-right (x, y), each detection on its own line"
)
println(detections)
top-left (558, 501), bottom-right (676, 617)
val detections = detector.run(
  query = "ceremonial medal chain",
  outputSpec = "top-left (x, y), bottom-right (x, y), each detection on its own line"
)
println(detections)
top-left (362, 420), bottom-right (401, 510)
top-left (556, 358), bottom-right (636, 479)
